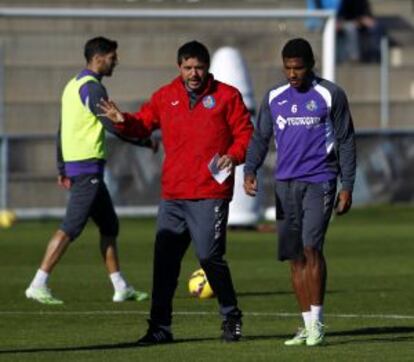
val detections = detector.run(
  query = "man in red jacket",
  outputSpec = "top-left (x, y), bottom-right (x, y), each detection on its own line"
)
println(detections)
top-left (99, 40), bottom-right (253, 345)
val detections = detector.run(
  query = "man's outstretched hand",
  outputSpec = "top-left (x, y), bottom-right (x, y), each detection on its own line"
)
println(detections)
top-left (97, 99), bottom-right (124, 123)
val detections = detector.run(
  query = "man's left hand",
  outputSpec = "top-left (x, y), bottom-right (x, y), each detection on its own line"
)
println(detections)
top-left (216, 155), bottom-right (235, 172)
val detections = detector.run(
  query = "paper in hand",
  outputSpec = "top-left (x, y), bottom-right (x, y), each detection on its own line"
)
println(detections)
top-left (208, 153), bottom-right (231, 184)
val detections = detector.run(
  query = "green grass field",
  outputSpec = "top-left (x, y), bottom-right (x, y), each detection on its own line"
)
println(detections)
top-left (1, 205), bottom-right (413, 361)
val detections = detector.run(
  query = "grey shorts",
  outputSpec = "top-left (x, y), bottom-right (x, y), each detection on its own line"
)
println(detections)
top-left (60, 174), bottom-right (119, 241)
top-left (275, 179), bottom-right (337, 261)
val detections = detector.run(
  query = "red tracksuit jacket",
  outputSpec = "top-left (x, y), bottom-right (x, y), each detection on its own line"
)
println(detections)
top-left (117, 74), bottom-right (253, 200)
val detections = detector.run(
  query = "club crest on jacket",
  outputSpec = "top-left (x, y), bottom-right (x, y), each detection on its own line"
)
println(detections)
top-left (202, 95), bottom-right (216, 109)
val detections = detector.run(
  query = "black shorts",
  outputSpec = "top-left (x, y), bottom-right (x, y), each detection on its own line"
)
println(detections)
top-left (275, 179), bottom-right (337, 261)
top-left (60, 174), bottom-right (119, 241)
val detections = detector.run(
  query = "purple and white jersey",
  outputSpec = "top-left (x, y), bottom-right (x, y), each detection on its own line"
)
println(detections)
top-left (245, 75), bottom-right (356, 190)
top-left (269, 79), bottom-right (336, 182)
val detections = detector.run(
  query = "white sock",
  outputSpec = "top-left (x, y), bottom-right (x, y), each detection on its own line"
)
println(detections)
top-left (302, 311), bottom-right (312, 330)
top-left (30, 269), bottom-right (49, 288)
top-left (109, 271), bottom-right (128, 292)
top-left (311, 305), bottom-right (323, 323)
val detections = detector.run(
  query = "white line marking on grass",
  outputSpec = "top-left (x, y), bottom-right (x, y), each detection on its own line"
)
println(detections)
top-left (1, 310), bottom-right (414, 320)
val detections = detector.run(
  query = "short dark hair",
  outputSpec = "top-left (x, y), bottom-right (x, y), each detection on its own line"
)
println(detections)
top-left (177, 40), bottom-right (210, 66)
top-left (282, 38), bottom-right (315, 69)
top-left (84, 37), bottom-right (118, 63)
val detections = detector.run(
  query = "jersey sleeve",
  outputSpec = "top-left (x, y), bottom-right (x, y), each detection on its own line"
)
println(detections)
top-left (225, 90), bottom-right (254, 165)
top-left (81, 81), bottom-right (118, 134)
top-left (244, 92), bottom-right (274, 176)
top-left (331, 87), bottom-right (357, 191)
top-left (56, 123), bottom-right (65, 176)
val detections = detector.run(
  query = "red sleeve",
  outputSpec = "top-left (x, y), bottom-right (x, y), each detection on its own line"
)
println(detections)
top-left (225, 90), bottom-right (254, 165)
top-left (114, 94), bottom-right (161, 138)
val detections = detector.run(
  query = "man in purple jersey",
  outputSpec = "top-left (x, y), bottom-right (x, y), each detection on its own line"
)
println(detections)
top-left (25, 37), bottom-right (155, 305)
top-left (244, 38), bottom-right (356, 346)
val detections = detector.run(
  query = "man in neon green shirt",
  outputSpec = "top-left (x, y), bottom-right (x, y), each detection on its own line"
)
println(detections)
top-left (25, 37), bottom-right (153, 304)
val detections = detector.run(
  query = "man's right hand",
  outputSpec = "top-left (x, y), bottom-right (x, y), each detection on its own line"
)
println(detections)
top-left (57, 175), bottom-right (71, 190)
top-left (244, 174), bottom-right (258, 197)
top-left (97, 98), bottom-right (125, 123)
top-left (335, 189), bottom-right (352, 215)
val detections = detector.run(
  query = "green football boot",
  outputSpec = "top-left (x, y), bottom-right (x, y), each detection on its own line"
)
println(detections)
top-left (284, 327), bottom-right (308, 346)
top-left (306, 321), bottom-right (325, 346)
top-left (113, 286), bottom-right (149, 302)
top-left (25, 286), bottom-right (64, 305)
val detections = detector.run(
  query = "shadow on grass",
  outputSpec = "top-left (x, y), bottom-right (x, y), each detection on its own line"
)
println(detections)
top-left (326, 326), bottom-right (414, 346)
top-left (245, 326), bottom-right (414, 345)
top-left (0, 337), bottom-right (216, 355)
top-left (0, 341), bottom-right (140, 355)
top-left (238, 290), bottom-right (292, 297)
top-left (238, 289), bottom-right (345, 298)
top-left (0, 333), bottom-right (295, 355)
top-left (1, 327), bottom-right (413, 354)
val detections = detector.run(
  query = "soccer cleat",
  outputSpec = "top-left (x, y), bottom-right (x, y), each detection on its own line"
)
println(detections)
top-left (25, 286), bottom-right (63, 305)
top-left (284, 327), bottom-right (308, 346)
top-left (136, 320), bottom-right (173, 346)
top-left (306, 321), bottom-right (325, 346)
top-left (221, 309), bottom-right (243, 342)
top-left (112, 286), bottom-right (149, 302)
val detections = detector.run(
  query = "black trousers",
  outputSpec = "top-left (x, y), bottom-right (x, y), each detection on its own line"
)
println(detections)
top-left (150, 199), bottom-right (239, 326)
